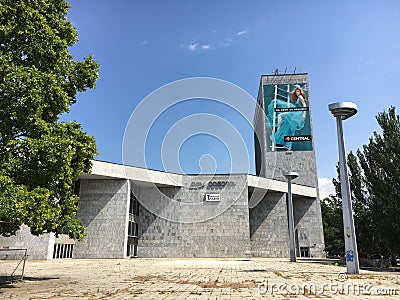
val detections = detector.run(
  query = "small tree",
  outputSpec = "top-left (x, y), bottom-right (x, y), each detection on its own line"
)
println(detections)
top-left (0, 0), bottom-right (99, 240)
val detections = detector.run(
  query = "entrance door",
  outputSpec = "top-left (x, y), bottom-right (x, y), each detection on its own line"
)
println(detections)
top-left (300, 247), bottom-right (310, 257)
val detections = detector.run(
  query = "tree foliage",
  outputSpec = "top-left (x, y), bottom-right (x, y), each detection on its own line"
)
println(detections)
top-left (358, 106), bottom-right (400, 256)
top-left (0, 0), bottom-right (99, 240)
top-left (320, 197), bottom-right (343, 256)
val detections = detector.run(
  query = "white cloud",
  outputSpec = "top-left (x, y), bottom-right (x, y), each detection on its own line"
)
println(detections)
top-left (141, 40), bottom-right (148, 45)
top-left (188, 43), bottom-right (198, 51)
top-left (237, 29), bottom-right (248, 36)
top-left (180, 42), bottom-right (211, 51)
top-left (222, 38), bottom-right (233, 47)
top-left (318, 177), bottom-right (335, 200)
top-left (180, 28), bottom-right (250, 51)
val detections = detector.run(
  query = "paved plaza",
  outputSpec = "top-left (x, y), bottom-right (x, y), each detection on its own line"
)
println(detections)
top-left (0, 258), bottom-right (399, 299)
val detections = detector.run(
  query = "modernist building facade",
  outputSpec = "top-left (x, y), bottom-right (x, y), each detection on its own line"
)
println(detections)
top-left (0, 73), bottom-right (325, 260)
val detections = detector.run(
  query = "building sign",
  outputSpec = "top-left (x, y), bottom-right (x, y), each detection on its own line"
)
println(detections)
top-left (205, 193), bottom-right (220, 202)
top-left (264, 83), bottom-right (313, 151)
top-left (284, 135), bottom-right (312, 142)
top-left (189, 181), bottom-right (235, 190)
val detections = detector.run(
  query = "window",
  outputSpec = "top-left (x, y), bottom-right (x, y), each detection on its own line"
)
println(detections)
top-left (73, 180), bottom-right (81, 196)
top-left (127, 243), bottom-right (138, 257)
top-left (53, 244), bottom-right (74, 259)
top-left (129, 191), bottom-right (139, 216)
top-left (128, 221), bottom-right (138, 237)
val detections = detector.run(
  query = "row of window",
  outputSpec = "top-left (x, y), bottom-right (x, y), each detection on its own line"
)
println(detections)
top-left (128, 192), bottom-right (139, 257)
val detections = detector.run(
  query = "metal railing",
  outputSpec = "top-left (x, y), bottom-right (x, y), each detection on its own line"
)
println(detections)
top-left (0, 248), bottom-right (28, 283)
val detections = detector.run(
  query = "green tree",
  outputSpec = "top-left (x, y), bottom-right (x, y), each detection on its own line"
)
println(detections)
top-left (320, 197), bottom-right (344, 256)
top-left (358, 106), bottom-right (400, 257)
top-left (0, 0), bottom-right (99, 240)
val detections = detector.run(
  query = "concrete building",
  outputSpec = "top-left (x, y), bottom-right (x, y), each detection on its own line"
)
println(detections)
top-left (0, 73), bottom-right (325, 259)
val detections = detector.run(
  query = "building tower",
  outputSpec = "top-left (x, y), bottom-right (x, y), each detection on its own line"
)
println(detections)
top-left (253, 73), bottom-right (325, 258)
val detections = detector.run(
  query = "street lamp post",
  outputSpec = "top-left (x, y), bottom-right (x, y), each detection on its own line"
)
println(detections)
top-left (283, 171), bottom-right (299, 262)
top-left (328, 102), bottom-right (360, 274)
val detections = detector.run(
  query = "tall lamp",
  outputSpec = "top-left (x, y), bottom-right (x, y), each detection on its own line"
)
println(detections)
top-left (283, 171), bottom-right (299, 262)
top-left (328, 102), bottom-right (360, 274)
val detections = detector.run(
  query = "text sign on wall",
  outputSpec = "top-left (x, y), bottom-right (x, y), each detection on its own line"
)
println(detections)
top-left (205, 193), bottom-right (220, 202)
top-left (189, 181), bottom-right (236, 190)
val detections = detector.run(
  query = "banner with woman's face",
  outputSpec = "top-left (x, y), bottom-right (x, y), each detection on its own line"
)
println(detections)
top-left (263, 83), bottom-right (313, 152)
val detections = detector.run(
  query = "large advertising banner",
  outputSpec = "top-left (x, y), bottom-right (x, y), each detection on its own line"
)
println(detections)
top-left (264, 83), bottom-right (312, 151)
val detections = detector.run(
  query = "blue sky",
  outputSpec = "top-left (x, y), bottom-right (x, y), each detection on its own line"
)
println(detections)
top-left (63, 0), bottom-right (400, 198)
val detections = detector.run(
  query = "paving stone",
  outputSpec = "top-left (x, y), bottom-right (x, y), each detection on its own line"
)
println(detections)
top-left (0, 258), bottom-right (398, 299)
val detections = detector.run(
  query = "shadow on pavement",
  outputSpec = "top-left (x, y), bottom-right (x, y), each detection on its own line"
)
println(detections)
top-left (0, 276), bottom-right (59, 293)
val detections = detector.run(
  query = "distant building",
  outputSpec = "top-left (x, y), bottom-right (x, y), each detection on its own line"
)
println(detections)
top-left (0, 74), bottom-right (325, 259)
